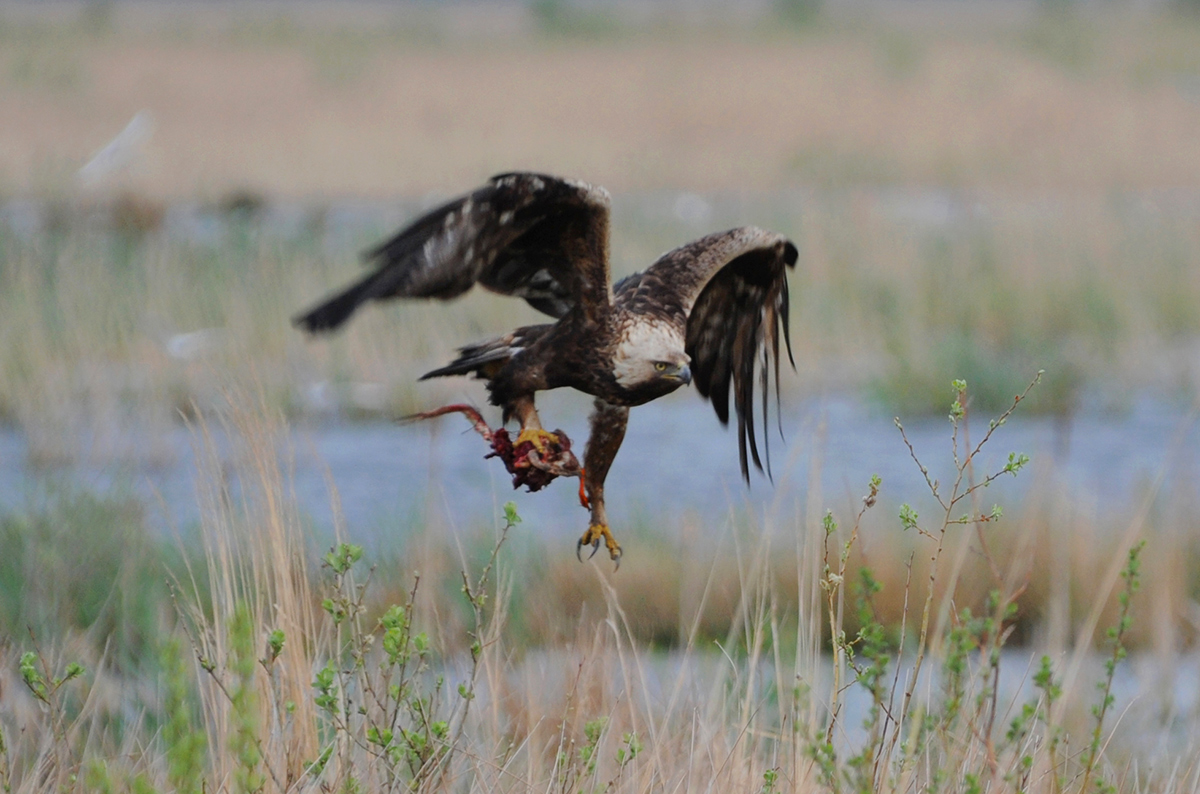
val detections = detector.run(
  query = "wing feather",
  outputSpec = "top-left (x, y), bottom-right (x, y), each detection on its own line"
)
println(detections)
top-left (618, 227), bottom-right (798, 481)
top-left (294, 173), bottom-right (611, 332)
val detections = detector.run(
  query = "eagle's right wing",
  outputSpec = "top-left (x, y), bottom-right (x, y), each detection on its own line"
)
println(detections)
top-left (617, 227), bottom-right (798, 481)
top-left (293, 173), bottom-right (612, 332)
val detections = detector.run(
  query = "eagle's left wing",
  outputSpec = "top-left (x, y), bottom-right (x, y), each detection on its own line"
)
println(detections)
top-left (293, 172), bottom-right (612, 332)
top-left (617, 227), bottom-right (798, 480)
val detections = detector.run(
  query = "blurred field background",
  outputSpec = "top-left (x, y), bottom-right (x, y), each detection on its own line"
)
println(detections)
top-left (4, 1), bottom-right (1200, 792)
top-left (9, 0), bottom-right (1200, 196)
top-left (5, 0), bottom-right (1200, 436)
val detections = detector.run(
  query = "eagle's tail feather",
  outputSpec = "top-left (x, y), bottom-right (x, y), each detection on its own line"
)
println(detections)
top-left (421, 325), bottom-right (551, 381)
top-left (420, 349), bottom-right (509, 380)
top-left (421, 335), bottom-right (514, 380)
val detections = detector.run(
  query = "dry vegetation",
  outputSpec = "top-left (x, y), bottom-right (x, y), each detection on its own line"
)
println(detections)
top-left (3, 3), bottom-right (1200, 792)
top-left (5, 2), bottom-right (1200, 198)
top-left (2, 188), bottom-right (1198, 465)
top-left (2, 2), bottom-right (1200, 456)
top-left (3, 381), bottom-right (1198, 793)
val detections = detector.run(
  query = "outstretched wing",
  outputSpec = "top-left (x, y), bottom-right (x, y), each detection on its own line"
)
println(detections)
top-left (293, 173), bottom-right (612, 332)
top-left (616, 227), bottom-right (798, 480)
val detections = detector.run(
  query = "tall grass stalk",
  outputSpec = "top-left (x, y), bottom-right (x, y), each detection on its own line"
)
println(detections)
top-left (3, 190), bottom-right (1199, 464)
top-left (1, 378), bottom-right (1192, 792)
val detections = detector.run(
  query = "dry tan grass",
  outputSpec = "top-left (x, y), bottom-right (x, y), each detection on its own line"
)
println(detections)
top-left (3, 386), bottom-right (1200, 793)
top-left (6, 3), bottom-right (1200, 200)
top-left (4, 186), bottom-right (1199, 463)
top-left (4, 3), bottom-right (1200, 454)
top-left (6, 7), bottom-right (1200, 790)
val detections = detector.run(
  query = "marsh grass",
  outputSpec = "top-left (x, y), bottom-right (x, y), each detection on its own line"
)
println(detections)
top-left (0, 485), bottom-right (169, 670)
top-left (3, 190), bottom-right (1199, 466)
top-left (10, 5), bottom-right (1200, 198)
top-left (2, 377), bottom-right (1199, 792)
top-left (3, 5), bottom-right (1200, 789)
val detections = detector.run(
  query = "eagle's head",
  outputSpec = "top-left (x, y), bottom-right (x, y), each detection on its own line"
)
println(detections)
top-left (612, 320), bottom-right (692, 394)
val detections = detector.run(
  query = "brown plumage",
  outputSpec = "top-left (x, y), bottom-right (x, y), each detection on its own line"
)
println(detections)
top-left (294, 172), bottom-right (798, 564)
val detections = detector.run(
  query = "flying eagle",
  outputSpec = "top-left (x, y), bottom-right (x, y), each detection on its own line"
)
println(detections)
top-left (294, 173), bottom-right (797, 564)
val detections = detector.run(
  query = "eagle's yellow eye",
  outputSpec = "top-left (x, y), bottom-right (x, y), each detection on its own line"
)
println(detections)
top-left (655, 362), bottom-right (668, 371)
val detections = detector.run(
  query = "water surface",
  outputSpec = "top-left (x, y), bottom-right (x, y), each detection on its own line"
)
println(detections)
top-left (0, 393), bottom-right (1194, 548)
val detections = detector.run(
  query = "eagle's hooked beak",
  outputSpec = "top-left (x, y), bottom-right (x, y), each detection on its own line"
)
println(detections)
top-left (674, 363), bottom-right (692, 385)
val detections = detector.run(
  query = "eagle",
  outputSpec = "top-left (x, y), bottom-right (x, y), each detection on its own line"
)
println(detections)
top-left (294, 173), bottom-right (797, 565)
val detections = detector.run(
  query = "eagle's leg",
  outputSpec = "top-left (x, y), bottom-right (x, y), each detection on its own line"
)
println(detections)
top-left (513, 393), bottom-right (554, 450)
top-left (511, 394), bottom-right (549, 444)
top-left (577, 399), bottom-right (629, 567)
top-left (509, 394), bottom-right (543, 429)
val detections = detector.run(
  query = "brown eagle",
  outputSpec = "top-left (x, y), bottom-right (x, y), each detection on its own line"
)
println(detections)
top-left (294, 173), bottom-right (797, 565)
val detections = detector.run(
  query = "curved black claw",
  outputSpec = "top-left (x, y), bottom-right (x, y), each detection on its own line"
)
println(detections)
top-left (575, 536), bottom-right (601, 562)
top-left (577, 524), bottom-right (621, 568)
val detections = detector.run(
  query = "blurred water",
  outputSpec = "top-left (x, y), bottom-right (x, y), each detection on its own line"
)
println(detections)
top-left (506, 647), bottom-right (1200, 759)
top-left (3, 189), bottom-right (1198, 549)
top-left (0, 393), bottom-right (1194, 549)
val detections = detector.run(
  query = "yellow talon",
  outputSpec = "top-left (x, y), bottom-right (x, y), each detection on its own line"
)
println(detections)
top-left (516, 427), bottom-right (560, 455)
top-left (576, 524), bottom-right (622, 568)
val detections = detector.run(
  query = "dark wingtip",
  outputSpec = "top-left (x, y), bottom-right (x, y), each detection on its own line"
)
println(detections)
top-left (292, 307), bottom-right (337, 334)
top-left (782, 240), bottom-right (799, 268)
top-left (781, 278), bottom-right (796, 370)
top-left (292, 300), bottom-right (351, 334)
top-left (292, 277), bottom-right (378, 334)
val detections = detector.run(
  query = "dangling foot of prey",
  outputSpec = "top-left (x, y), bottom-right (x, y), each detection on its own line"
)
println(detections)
top-left (577, 523), bottom-right (622, 569)
top-left (403, 404), bottom-right (581, 492)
